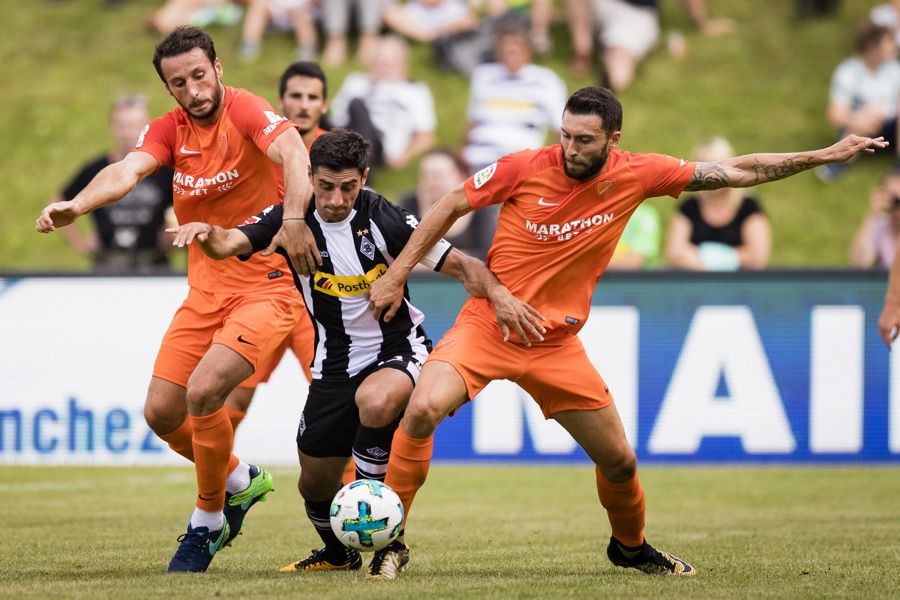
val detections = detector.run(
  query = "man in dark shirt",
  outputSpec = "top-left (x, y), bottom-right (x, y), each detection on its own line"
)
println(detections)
top-left (53, 95), bottom-right (175, 272)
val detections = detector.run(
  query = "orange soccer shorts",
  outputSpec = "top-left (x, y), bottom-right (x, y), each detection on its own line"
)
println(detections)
top-left (241, 311), bottom-right (315, 387)
top-left (427, 312), bottom-right (613, 418)
top-left (153, 286), bottom-right (305, 387)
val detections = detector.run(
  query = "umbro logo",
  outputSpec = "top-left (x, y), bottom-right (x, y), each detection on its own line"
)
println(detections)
top-left (237, 335), bottom-right (256, 346)
top-left (179, 145), bottom-right (201, 155)
top-left (538, 197), bottom-right (560, 206)
top-left (367, 447), bottom-right (388, 458)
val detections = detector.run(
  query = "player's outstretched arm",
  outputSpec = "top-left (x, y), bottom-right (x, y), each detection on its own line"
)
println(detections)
top-left (368, 184), bottom-right (473, 322)
top-left (36, 151), bottom-right (158, 233)
top-left (879, 244), bottom-right (900, 348)
top-left (166, 222), bottom-right (252, 259)
top-left (439, 249), bottom-right (547, 346)
top-left (264, 128), bottom-right (320, 276)
top-left (684, 134), bottom-right (889, 191)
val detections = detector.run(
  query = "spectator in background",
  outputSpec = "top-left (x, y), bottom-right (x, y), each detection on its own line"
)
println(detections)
top-left (320, 0), bottom-right (389, 66)
top-left (484, 0), bottom-right (555, 54)
top-left (871, 1), bottom-right (900, 47)
top-left (565, 0), bottom-right (734, 83)
top-left (330, 36), bottom-right (436, 177)
top-left (607, 203), bottom-right (661, 269)
top-left (382, 0), bottom-right (476, 44)
top-left (818, 21), bottom-right (900, 182)
top-left (665, 137), bottom-right (771, 271)
top-left (461, 24), bottom-right (566, 174)
top-left (850, 168), bottom-right (900, 269)
top-left (52, 94), bottom-right (175, 273)
top-left (237, 0), bottom-right (317, 63)
top-left (400, 148), bottom-right (496, 262)
top-left (148, 0), bottom-right (244, 35)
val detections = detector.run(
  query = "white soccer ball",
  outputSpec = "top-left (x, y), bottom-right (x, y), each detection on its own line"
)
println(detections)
top-left (330, 479), bottom-right (404, 552)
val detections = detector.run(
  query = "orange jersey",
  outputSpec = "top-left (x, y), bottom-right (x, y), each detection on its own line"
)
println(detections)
top-left (463, 145), bottom-right (694, 341)
top-left (306, 127), bottom-right (328, 150)
top-left (135, 86), bottom-right (297, 294)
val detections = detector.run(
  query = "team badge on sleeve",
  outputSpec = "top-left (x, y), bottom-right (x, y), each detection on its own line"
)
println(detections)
top-left (473, 163), bottom-right (497, 189)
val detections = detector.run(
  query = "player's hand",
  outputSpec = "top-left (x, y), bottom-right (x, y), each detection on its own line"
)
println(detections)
top-left (829, 135), bottom-right (889, 162)
top-left (166, 222), bottom-right (211, 248)
top-left (367, 272), bottom-right (406, 323)
top-left (35, 202), bottom-right (79, 233)
top-left (878, 302), bottom-right (900, 349)
top-left (488, 287), bottom-right (546, 346)
top-left (267, 219), bottom-right (320, 276)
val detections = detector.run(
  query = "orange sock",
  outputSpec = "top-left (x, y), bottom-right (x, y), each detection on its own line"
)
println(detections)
top-left (596, 468), bottom-right (645, 548)
top-left (190, 408), bottom-right (234, 512)
top-left (159, 417), bottom-right (195, 462)
top-left (225, 405), bottom-right (247, 431)
top-left (385, 425), bottom-right (433, 530)
top-left (157, 416), bottom-right (241, 475)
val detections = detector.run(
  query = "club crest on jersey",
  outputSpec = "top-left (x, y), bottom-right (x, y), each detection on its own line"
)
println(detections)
top-left (359, 236), bottom-right (375, 260)
top-left (473, 163), bottom-right (497, 189)
top-left (595, 181), bottom-right (615, 199)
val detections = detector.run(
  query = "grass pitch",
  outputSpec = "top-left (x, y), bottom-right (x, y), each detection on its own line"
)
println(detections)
top-left (1, 465), bottom-right (898, 599)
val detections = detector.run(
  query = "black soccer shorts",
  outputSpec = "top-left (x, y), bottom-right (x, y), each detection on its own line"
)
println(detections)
top-left (296, 352), bottom-right (423, 458)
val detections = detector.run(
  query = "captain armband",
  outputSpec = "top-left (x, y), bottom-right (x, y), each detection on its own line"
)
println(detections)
top-left (418, 238), bottom-right (452, 271)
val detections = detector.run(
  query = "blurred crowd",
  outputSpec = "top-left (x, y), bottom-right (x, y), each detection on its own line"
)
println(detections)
top-left (52, 0), bottom-right (900, 273)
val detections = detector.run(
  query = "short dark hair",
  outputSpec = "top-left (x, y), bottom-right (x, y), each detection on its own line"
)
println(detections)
top-left (309, 129), bottom-right (370, 175)
top-left (152, 25), bottom-right (217, 84)
top-left (855, 21), bottom-right (892, 54)
top-left (563, 87), bottom-right (623, 134)
top-left (279, 61), bottom-right (328, 99)
top-left (494, 23), bottom-right (532, 52)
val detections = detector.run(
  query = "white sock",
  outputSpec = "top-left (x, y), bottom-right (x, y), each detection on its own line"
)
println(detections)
top-left (190, 507), bottom-right (224, 531)
top-left (225, 462), bottom-right (251, 494)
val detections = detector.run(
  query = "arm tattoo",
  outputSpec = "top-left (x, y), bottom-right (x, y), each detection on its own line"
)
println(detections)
top-left (684, 155), bottom-right (815, 192)
top-left (684, 162), bottom-right (728, 191)
top-left (749, 157), bottom-right (812, 183)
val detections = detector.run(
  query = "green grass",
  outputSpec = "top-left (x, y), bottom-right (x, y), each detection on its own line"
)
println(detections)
top-left (1, 465), bottom-right (898, 598)
top-left (0, 0), bottom-right (887, 271)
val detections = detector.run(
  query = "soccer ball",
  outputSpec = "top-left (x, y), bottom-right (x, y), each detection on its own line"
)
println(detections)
top-left (330, 479), bottom-right (404, 552)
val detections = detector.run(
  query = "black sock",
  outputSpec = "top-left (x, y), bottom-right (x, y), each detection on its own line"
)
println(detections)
top-left (352, 417), bottom-right (401, 482)
top-left (305, 499), bottom-right (345, 555)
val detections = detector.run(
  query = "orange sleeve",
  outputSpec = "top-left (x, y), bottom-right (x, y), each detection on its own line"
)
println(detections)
top-left (464, 149), bottom-right (539, 210)
top-left (227, 88), bottom-right (298, 157)
top-left (132, 112), bottom-right (176, 168)
top-left (631, 153), bottom-right (696, 199)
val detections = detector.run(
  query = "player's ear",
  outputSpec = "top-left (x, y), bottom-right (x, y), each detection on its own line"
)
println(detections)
top-left (360, 168), bottom-right (369, 188)
top-left (214, 58), bottom-right (223, 79)
top-left (608, 131), bottom-right (621, 150)
top-left (307, 164), bottom-right (313, 183)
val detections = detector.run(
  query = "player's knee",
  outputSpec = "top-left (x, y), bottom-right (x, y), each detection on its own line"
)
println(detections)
top-left (599, 446), bottom-right (637, 483)
top-left (356, 393), bottom-right (404, 428)
top-left (143, 399), bottom-right (178, 435)
top-left (403, 395), bottom-right (443, 438)
top-left (184, 379), bottom-right (228, 415)
top-left (297, 472), bottom-right (338, 502)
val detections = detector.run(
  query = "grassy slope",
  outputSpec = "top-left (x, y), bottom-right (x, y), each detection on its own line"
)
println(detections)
top-left (1, 465), bottom-right (898, 598)
top-left (0, 0), bottom-right (882, 271)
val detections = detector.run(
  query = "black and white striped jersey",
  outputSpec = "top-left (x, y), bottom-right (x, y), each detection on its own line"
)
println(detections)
top-left (237, 189), bottom-right (452, 380)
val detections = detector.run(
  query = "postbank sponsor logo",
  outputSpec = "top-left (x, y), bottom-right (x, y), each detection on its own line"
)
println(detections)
top-left (314, 265), bottom-right (387, 297)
